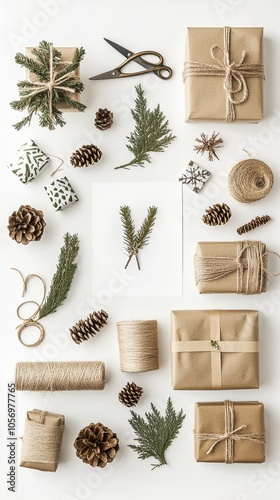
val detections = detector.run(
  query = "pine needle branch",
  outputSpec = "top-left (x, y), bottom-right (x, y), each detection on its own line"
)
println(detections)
top-left (38, 233), bottom-right (79, 319)
top-left (115, 84), bottom-right (176, 170)
top-left (120, 205), bottom-right (157, 270)
top-left (128, 398), bottom-right (186, 470)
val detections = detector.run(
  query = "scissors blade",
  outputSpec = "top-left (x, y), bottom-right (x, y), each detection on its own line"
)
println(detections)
top-left (89, 69), bottom-right (120, 80)
top-left (104, 38), bottom-right (156, 73)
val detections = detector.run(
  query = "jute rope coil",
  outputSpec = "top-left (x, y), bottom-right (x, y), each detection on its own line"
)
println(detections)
top-left (15, 361), bottom-right (105, 391)
top-left (117, 320), bottom-right (159, 373)
top-left (21, 414), bottom-right (64, 469)
top-left (228, 159), bottom-right (274, 203)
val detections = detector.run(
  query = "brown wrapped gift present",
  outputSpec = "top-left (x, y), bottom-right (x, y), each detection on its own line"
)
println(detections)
top-left (20, 409), bottom-right (65, 472)
top-left (194, 241), bottom-right (269, 294)
top-left (26, 47), bottom-right (81, 111)
top-left (171, 309), bottom-right (259, 390)
top-left (183, 27), bottom-right (265, 122)
top-left (194, 400), bottom-right (265, 463)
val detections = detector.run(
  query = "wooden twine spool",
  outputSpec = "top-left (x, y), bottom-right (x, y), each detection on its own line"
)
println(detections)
top-left (15, 361), bottom-right (105, 391)
top-left (117, 320), bottom-right (159, 373)
top-left (228, 159), bottom-right (274, 203)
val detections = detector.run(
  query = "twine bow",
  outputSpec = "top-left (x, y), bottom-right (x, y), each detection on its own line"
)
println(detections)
top-left (21, 44), bottom-right (78, 123)
top-left (183, 26), bottom-right (265, 122)
top-left (12, 268), bottom-right (46, 347)
top-left (195, 400), bottom-right (266, 463)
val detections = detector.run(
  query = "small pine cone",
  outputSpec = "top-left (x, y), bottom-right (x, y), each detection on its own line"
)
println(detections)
top-left (70, 310), bottom-right (108, 344)
top-left (70, 144), bottom-right (102, 167)
top-left (8, 205), bottom-right (46, 245)
top-left (118, 382), bottom-right (143, 408)
top-left (237, 215), bottom-right (271, 235)
top-left (94, 108), bottom-right (114, 130)
top-left (202, 203), bottom-right (232, 226)
top-left (74, 422), bottom-right (119, 468)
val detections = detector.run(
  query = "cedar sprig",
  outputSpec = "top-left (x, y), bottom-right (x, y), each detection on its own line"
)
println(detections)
top-left (128, 397), bottom-right (186, 470)
top-left (10, 41), bottom-right (86, 131)
top-left (120, 205), bottom-right (158, 270)
top-left (194, 131), bottom-right (223, 161)
top-left (38, 233), bottom-right (79, 319)
top-left (115, 84), bottom-right (176, 169)
top-left (237, 215), bottom-right (271, 235)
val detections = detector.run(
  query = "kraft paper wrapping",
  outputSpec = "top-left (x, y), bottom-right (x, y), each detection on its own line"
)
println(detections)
top-left (194, 401), bottom-right (265, 463)
top-left (171, 310), bottom-right (259, 390)
top-left (194, 241), bottom-right (268, 294)
top-left (26, 47), bottom-right (81, 111)
top-left (184, 27), bottom-right (264, 121)
top-left (20, 410), bottom-right (65, 472)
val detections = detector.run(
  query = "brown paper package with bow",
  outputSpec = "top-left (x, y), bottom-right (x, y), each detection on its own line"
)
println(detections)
top-left (183, 27), bottom-right (265, 122)
top-left (194, 401), bottom-right (265, 463)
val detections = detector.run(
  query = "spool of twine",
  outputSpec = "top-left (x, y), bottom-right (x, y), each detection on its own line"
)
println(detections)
top-left (117, 320), bottom-right (159, 373)
top-left (15, 361), bottom-right (105, 391)
top-left (228, 159), bottom-right (274, 203)
top-left (21, 413), bottom-right (64, 471)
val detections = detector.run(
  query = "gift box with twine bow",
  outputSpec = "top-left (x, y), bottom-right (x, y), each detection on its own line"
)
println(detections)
top-left (194, 401), bottom-right (265, 463)
top-left (183, 27), bottom-right (265, 122)
top-left (171, 310), bottom-right (259, 390)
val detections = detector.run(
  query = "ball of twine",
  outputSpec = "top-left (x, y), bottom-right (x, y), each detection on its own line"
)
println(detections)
top-left (117, 320), bottom-right (159, 373)
top-left (228, 159), bottom-right (274, 203)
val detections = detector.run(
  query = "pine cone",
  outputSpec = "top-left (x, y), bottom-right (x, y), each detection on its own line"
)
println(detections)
top-left (74, 422), bottom-right (119, 468)
top-left (118, 382), bottom-right (143, 407)
top-left (94, 108), bottom-right (114, 130)
top-left (202, 203), bottom-right (232, 226)
top-left (69, 310), bottom-right (108, 344)
top-left (237, 215), bottom-right (271, 235)
top-left (8, 205), bottom-right (46, 245)
top-left (70, 144), bottom-right (102, 167)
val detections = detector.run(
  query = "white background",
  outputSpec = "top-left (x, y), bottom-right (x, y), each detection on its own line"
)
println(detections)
top-left (1, 0), bottom-right (280, 499)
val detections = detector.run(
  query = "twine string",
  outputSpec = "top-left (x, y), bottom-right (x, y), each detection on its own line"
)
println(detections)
top-left (117, 320), bottom-right (159, 373)
top-left (195, 400), bottom-right (265, 463)
top-left (21, 417), bottom-right (64, 465)
top-left (228, 159), bottom-right (274, 203)
top-left (12, 268), bottom-right (46, 347)
top-left (183, 26), bottom-right (265, 122)
top-left (15, 361), bottom-right (105, 391)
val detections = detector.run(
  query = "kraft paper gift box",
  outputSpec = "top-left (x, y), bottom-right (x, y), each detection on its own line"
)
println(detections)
top-left (20, 409), bottom-right (65, 472)
top-left (183, 27), bottom-right (265, 122)
top-left (194, 241), bottom-right (268, 294)
top-left (26, 47), bottom-right (81, 111)
top-left (171, 309), bottom-right (259, 390)
top-left (194, 401), bottom-right (265, 463)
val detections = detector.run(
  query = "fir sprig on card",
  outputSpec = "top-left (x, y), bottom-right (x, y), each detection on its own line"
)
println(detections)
top-left (38, 233), bottom-right (79, 319)
top-left (128, 398), bottom-right (186, 470)
top-left (120, 205), bottom-right (158, 270)
top-left (10, 41), bottom-right (86, 130)
top-left (115, 84), bottom-right (176, 170)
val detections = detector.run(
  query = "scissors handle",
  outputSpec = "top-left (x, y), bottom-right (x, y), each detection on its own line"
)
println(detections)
top-left (117, 51), bottom-right (173, 80)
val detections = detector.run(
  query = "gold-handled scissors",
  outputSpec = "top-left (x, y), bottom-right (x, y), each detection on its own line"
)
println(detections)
top-left (89, 38), bottom-right (173, 80)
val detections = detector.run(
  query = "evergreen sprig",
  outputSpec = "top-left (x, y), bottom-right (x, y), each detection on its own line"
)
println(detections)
top-left (128, 398), bottom-right (186, 470)
top-left (115, 84), bottom-right (176, 170)
top-left (10, 40), bottom-right (86, 130)
top-left (38, 233), bottom-right (79, 319)
top-left (120, 205), bottom-right (158, 270)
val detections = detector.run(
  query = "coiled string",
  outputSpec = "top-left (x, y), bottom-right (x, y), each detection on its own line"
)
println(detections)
top-left (228, 159), bottom-right (274, 203)
top-left (117, 320), bottom-right (159, 373)
top-left (15, 361), bottom-right (105, 391)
